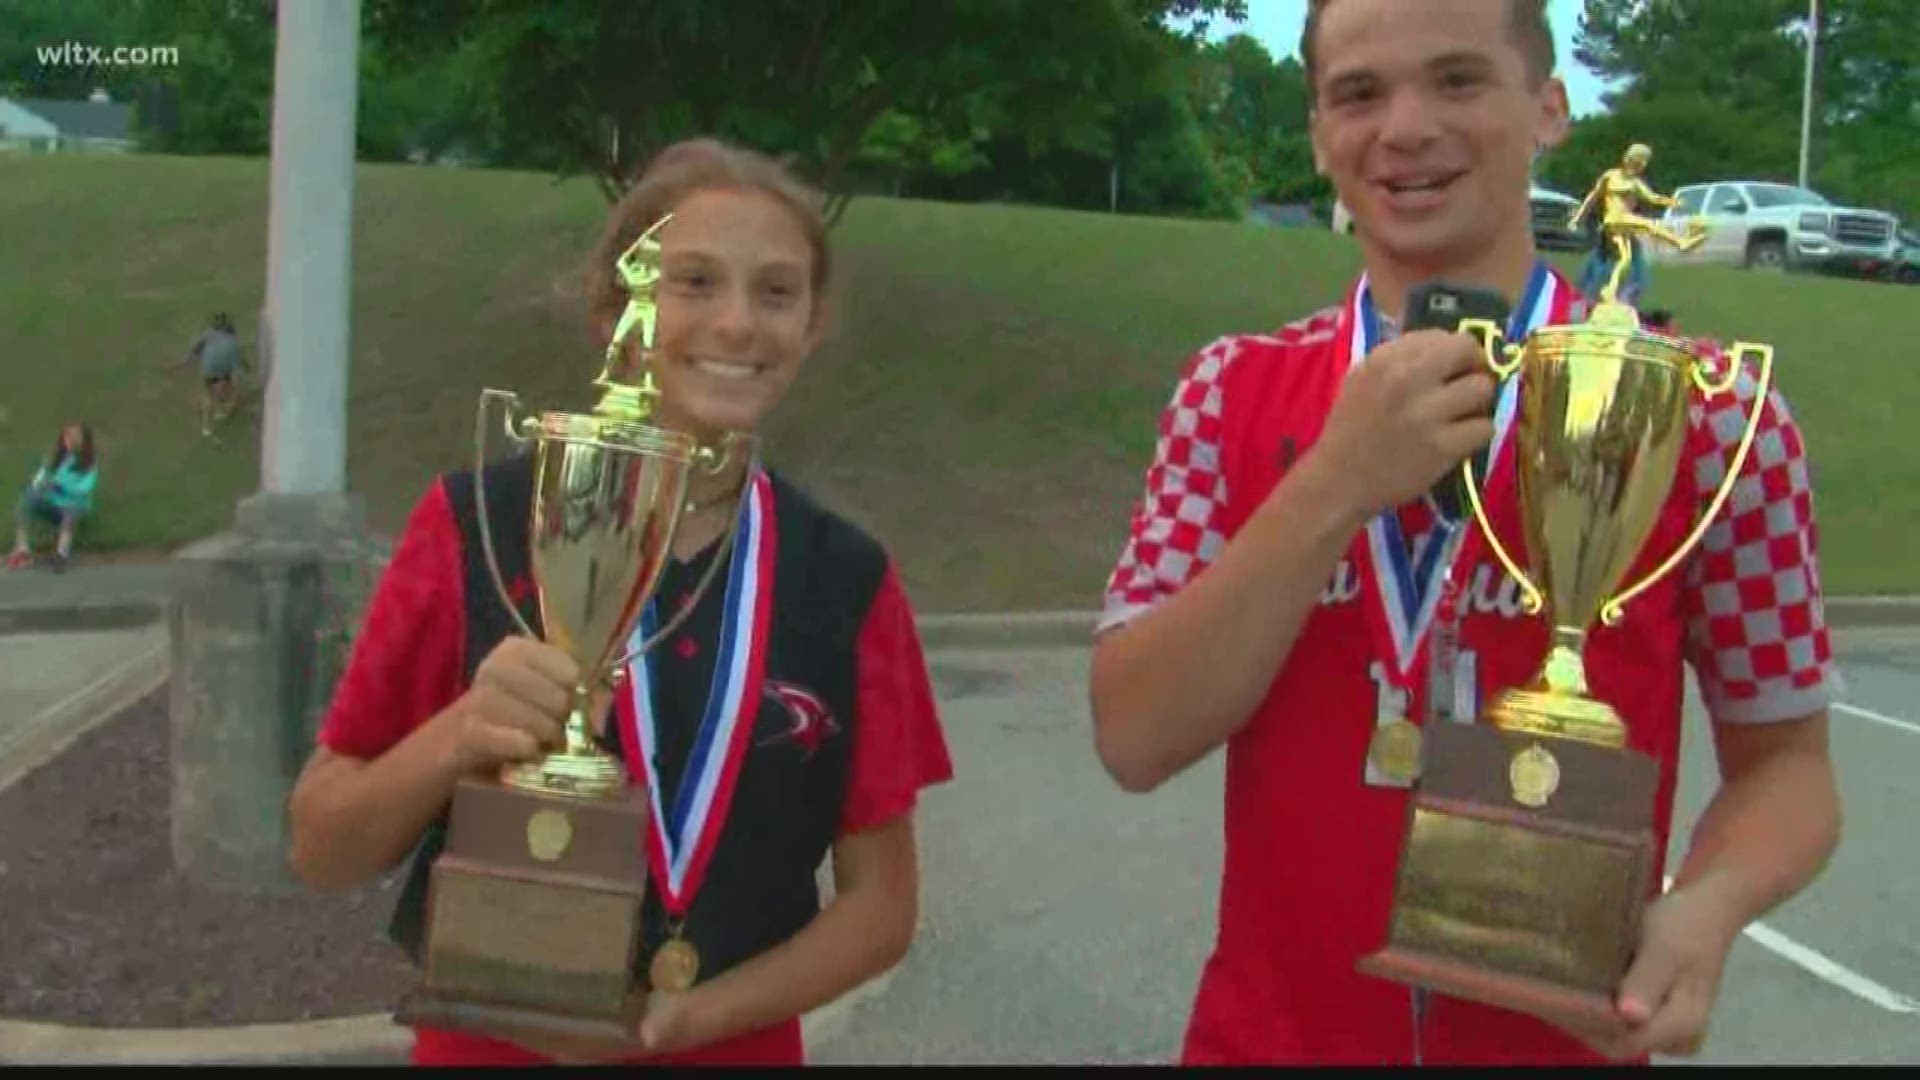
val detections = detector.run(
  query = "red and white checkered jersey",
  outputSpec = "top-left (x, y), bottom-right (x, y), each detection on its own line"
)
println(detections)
top-left (1099, 313), bottom-right (1838, 726)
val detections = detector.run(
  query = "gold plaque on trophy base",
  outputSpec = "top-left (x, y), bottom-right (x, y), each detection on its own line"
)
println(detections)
top-left (1358, 720), bottom-right (1658, 1031)
top-left (394, 776), bottom-right (651, 1042)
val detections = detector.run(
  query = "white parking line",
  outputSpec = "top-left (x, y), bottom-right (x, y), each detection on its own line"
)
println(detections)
top-left (1834, 702), bottom-right (1920, 738)
top-left (1665, 877), bottom-right (1920, 1015)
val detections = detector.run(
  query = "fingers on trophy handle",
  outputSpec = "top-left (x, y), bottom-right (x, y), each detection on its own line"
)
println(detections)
top-left (474, 388), bottom-right (542, 640)
top-left (1602, 342), bottom-right (1776, 627)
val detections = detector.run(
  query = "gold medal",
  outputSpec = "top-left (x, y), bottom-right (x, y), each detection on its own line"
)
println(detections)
top-left (525, 809), bottom-right (572, 862)
top-left (649, 935), bottom-right (701, 994)
top-left (1368, 717), bottom-right (1423, 784)
top-left (1509, 743), bottom-right (1561, 808)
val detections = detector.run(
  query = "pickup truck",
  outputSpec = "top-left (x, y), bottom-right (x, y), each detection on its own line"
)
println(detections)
top-left (1651, 180), bottom-right (1901, 281)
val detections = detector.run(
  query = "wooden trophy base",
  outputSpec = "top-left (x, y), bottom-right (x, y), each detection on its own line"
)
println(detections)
top-left (393, 987), bottom-right (646, 1045)
top-left (399, 772), bottom-right (652, 1044)
top-left (1359, 719), bottom-right (1659, 1033)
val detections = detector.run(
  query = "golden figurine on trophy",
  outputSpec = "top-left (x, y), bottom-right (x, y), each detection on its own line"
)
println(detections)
top-left (1358, 145), bottom-right (1775, 1030)
top-left (394, 214), bottom-right (750, 1042)
top-left (1570, 143), bottom-right (1706, 304)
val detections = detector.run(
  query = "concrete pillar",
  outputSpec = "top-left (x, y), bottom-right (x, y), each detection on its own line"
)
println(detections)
top-left (260, 0), bottom-right (358, 495)
top-left (170, 0), bottom-right (386, 892)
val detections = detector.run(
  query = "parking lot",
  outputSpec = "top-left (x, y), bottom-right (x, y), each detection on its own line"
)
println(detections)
top-left (812, 627), bottom-right (1920, 1065)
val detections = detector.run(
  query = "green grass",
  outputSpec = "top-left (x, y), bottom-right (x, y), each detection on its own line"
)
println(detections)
top-left (3, 153), bottom-right (1914, 607)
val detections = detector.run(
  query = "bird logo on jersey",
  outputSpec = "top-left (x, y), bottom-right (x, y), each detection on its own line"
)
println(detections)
top-left (758, 679), bottom-right (840, 759)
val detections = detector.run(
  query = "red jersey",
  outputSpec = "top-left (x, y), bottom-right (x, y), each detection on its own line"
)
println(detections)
top-left (1099, 267), bottom-right (1837, 1065)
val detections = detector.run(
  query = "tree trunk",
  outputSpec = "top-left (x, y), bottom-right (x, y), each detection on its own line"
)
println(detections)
top-left (825, 190), bottom-right (856, 228)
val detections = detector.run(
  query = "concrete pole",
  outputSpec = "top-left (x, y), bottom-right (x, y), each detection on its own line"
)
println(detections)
top-left (170, 0), bottom-right (384, 892)
top-left (259, 0), bottom-right (359, 496)
top-left (1797, 0), bottom-right (1819, 189)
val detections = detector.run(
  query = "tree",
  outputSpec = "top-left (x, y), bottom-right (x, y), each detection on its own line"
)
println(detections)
top-left (360, 0), bottom-right (1245, 217)
top-left (1574, 0), bottom-right (1804, 114)
top-left (1186, 34), bottom-right (1325, 208)
top-left (1570, 0), bottom-right (1918, 217)
top-left (0, 0), bottom-right (144, 100)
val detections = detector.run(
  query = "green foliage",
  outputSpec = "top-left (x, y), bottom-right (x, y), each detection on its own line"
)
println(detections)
top-left (358, 0), bottom-right (1247, 210)
top-left (1568, 0), bottom-right (1918, 219)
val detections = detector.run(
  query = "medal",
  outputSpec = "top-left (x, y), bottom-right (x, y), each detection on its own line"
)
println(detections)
top-left (1368, 717), bottom-right (1424, 784)
top-left (1509, 743), bottom-right (1561, 808)
top-left (1345, 265), bottom-right (1562, 788)
top-left (648, 931), bottom-right (701, 994)
top-left (617, 468), bottom-right (778, 995)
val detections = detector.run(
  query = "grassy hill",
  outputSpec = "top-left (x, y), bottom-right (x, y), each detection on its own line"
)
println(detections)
top-left (2, 153), bottom-right (1915, 609)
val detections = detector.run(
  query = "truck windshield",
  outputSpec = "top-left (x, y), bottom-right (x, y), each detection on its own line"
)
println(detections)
top-left (1746, 184), bottom-right (1831, 209)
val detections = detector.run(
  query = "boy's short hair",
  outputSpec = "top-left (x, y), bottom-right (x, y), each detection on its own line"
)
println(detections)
top-left (1301, 0), bottom-right (1556, 103)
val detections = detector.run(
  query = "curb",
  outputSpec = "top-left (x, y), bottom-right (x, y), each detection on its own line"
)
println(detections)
top-left (1824, 596), bottom-right (1920, 629)
top-left (915, 611), bottom-right (1096, 650)
top-left (0, 601), bottom-right (168, 635)
top-left (6, 596), bottom-right (1916, 642)
top-left (0, 632), bottom-right (168, 795)
top-left (0, 969), bottom-right (898, 1065)
top-left (0, 1013), bottom-right (411, 1066)
top-left (16, 602), bottom-right (1903, 646)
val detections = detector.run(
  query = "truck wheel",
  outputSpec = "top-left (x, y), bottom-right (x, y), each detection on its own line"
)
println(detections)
top-left (1747, 238), bottom-right (1787, 271)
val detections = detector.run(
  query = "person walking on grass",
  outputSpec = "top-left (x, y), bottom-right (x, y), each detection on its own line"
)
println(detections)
top-left (181, 313), bottom-right (248, 437)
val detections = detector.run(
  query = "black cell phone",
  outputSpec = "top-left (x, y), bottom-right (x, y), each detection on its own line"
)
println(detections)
top-left (1403, 282), bottom-right (1511, 522)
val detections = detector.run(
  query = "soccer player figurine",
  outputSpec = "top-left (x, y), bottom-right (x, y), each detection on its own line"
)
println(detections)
top-left (1569, 142), bottom-right (1706, 305)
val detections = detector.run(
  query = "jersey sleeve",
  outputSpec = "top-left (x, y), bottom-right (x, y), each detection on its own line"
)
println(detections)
top-left (316, 480), bottom-right (470, 760)
top-left (838, 560), bottom-right (954, 836)
top-left (1096, 337), bottom-right (1239, 637)
top-left (1680, 348), bottom-right (1840, 725)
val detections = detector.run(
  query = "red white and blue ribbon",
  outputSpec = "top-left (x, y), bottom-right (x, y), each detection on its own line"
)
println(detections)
top-left (618, 469), bottom-right (777, 921)
top-left (1343, 262), bottom-right (1560, 691)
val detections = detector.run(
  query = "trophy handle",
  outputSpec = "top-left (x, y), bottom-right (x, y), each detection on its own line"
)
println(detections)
top-left (600, 432), bottom-right (761, 679)
top-left (474, 388), bottom-right (543, 640)
top-left (1456, 318), bottom-right (1524, 378)
top-left (1455, 319), bottom-right (1545, 617)
top-left (1598, 342), bottom-right (1776, 626)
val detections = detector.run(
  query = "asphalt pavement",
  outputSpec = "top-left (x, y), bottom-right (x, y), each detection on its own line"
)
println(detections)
top-left (813, 630), bottom-right (1920, 1066)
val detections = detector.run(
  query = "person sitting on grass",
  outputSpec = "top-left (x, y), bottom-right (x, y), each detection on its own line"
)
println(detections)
top-left (7, 422), bottom-right (99, 573)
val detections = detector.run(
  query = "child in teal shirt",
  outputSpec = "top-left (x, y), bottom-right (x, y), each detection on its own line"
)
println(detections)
top-left (8, 423), bottom-right (98, 572)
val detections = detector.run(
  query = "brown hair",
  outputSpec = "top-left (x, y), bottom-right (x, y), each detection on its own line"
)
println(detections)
top-left (582, 138), bottom-right (831, 351)
top-left (50, 422), bottom-right (96, 472)
top-left (1301, 0), bottom-right (1556, 104)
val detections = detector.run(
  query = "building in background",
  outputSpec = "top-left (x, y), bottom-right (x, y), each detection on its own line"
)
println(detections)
top-left (0, 90), bottom-right (134, 153)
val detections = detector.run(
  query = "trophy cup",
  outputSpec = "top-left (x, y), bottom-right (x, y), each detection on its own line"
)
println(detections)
top-left (1357, 265), bottom-right (1774, 1029)
top-left (394, 215), bottom-right (749, 1042)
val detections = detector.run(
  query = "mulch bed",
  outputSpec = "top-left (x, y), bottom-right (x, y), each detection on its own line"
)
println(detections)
top-left (0, 685), bottom-right (417, 1028)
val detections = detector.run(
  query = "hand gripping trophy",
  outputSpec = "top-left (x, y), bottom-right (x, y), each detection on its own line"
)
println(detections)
top-left (1569, 142), bottom-right (1706, 305)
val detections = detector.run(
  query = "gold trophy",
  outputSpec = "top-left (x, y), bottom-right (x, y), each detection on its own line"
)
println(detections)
top-left (395, 214), bottom-right (750, 1042)
top-left (1358, 200), bottom-right (1774, 1029)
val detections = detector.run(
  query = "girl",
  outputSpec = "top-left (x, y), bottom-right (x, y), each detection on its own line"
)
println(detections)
top-left (8, 422), bottom-right (98, 572)
top-left (288, 139), bottom-right (954, 1066)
